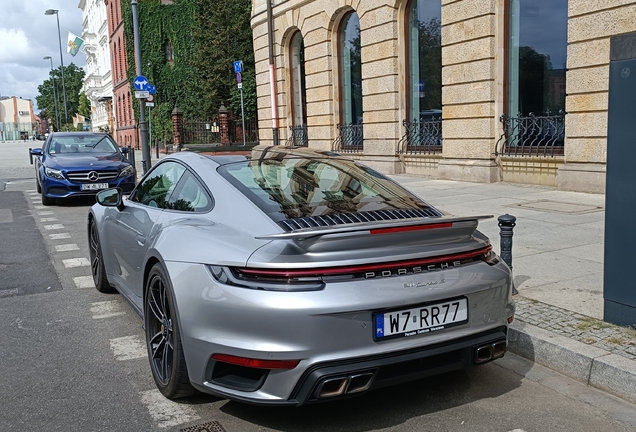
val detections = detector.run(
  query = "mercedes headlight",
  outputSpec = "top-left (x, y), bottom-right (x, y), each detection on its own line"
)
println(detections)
top-left (119, 165), bottom-right (135, 178)
top-left (44, 167), bottom-right (65, 180)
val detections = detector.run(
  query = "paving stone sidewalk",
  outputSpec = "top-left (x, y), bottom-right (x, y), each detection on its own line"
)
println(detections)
top-left (514, 296), bottom-right (636, 360)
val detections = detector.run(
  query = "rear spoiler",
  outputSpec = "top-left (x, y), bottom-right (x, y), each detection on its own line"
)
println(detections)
top-left (256, 215), bottom-right (493, 240)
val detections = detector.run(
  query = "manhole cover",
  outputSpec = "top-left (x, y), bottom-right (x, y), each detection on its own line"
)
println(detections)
top-left (516, 200), bottom-right (603, 214)
top-left (180, 421), bottom-right (226, 432)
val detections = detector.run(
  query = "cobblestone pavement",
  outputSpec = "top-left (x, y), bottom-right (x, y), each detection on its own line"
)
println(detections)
top-left (515, 296), bottom-right (636, 360)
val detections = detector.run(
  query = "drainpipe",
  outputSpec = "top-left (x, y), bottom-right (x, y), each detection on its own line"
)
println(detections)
top-left (266, 0), bottom-right (279, 145)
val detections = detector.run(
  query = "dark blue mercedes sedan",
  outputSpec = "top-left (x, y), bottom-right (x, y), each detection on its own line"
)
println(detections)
top-left (30, 132), bottom-right (136, 205)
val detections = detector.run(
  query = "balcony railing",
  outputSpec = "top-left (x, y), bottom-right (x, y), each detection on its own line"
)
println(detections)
top-left (398, 118), bottom-right (443, 155)
top-left (286, 124), bottom-right (308, 147)
top-left (495, 111), bottom-right (565, 157)
top-left (332, 123), bottom-right (363, 153)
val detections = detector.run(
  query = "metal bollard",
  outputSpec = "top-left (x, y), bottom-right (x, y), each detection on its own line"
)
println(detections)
top-left (498, 214), bottom-right (518, 295)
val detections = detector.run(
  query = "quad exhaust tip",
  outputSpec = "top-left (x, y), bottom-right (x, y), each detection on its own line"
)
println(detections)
top-left (474, 340), bottom-right (507, 364)
top-left (315, 372), bottom-right (375, 399)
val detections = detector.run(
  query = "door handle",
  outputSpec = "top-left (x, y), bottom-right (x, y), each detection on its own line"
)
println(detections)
top-left (136, 235), bottom-right (146, 246)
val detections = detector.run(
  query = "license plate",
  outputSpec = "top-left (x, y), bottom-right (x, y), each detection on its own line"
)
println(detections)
top-left (374, 297), bottom-right (468, 341)
top-left (81, 183), bottom-right (108, 191)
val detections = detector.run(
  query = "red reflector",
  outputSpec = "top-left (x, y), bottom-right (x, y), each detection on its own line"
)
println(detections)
top-left (370, 222), bottom-right (453, 235)
top-left (211, 354), bottom-right (300, 370)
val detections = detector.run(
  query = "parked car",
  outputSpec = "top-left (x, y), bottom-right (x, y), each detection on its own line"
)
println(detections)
top-left (88, 146), bottom-right (515, 405)
top-left (30, 132), bottom-right (136, 205)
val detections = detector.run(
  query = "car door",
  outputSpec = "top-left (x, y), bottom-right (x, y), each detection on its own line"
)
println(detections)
top-left (103, 161), bottom-right (187, 303)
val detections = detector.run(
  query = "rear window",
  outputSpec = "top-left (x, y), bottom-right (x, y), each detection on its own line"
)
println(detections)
top-left (218, 157), bottom-right (442, 224)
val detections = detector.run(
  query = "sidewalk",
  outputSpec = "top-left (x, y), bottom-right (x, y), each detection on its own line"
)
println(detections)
top-left (131, 148), bottom-right (636, 403)
top-left (390, 174), bottom-right (636, 404)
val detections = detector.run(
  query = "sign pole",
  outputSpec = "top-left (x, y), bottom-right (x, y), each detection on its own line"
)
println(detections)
top-left (131, 0), bottom-right (150, 174)
top-left (240, 85), bottom-right (246, 147)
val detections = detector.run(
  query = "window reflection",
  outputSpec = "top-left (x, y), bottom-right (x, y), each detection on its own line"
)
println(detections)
top-left (290, 31), bottom-right (307, 127)
top-left (407, 0), bottom-right (442, 121)
top-left (508, 0), bottom-right (567, 116)
top-left (339, 12), bottom-right (362, 125)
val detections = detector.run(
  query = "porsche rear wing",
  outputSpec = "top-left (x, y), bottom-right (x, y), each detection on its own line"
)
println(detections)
top-left (255, 215), bottom-right (493, 241)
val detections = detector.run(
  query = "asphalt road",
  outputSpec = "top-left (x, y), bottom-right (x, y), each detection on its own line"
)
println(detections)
top-left (1, 140), bottom-right (636, 431)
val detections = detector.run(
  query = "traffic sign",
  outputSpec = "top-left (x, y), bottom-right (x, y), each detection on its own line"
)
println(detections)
top-left (236, 73), bottom-right (242, 83)
top-left (238, 83), bottom-right (242, 89)
top-left (133, 75), bottom-right (149, 91)
top-left (135, 91), bottom-right (149, 98)
top-left (147, 94), bottom-right (154, 102)
top-left (233, 60), bottom-right (243, 73)
top-left (148, 84), bottom-right (156, 95)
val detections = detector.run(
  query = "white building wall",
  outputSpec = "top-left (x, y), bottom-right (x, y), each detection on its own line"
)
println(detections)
top-left (79, 0), bottom-right (113, 132)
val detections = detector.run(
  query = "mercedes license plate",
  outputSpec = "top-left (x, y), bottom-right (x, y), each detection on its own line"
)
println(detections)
top-left (374, 297), bottom-right (468, 341)
top-left (81, 183), bottom-right (108, 191)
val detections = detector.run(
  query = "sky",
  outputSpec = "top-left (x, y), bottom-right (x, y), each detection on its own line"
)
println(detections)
top-left (0, 0), bottom-right (86, 110)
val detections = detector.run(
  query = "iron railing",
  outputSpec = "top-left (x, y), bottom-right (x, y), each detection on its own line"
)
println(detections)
top-left (495, 111), bottom-right (565, 157)
top-left (332, 123), bottom-right (363, 153)
top-left (228, 118), bottom-right (259, 144)
top-left (398, 118), bottom-right (443, 154)
top-left (182, 120), bottom-right (220, 145)
top-left (286, 124), bottom-right (308, 147)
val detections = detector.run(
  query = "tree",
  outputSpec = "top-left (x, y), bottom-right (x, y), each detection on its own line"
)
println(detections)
top-left (36, 63), bottom-right (86, 130)
top-left (78, 92), bottom-right (91, 120)
top-left (191, 0), bottom-right (256, 120)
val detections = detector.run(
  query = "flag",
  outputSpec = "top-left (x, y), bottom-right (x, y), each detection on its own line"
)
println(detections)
top-left (67, 32), bottom-right (84, 57)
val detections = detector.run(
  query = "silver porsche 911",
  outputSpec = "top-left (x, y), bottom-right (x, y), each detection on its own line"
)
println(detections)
top-left (88, 145), bottom-right (515, 405)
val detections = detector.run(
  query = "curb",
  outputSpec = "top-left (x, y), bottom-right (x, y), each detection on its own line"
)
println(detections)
top-left (508, 320), bottom-right (636, 404)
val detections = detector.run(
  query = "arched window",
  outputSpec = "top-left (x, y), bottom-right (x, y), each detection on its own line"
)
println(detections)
top-left (339, 12), bottom-right (362, 125)
top-left (507, 0), bottom-right (567, 117)
top-left (406, 0), bottom-right (442, 122)
top-left (290, 31), bottom-right (307, 127)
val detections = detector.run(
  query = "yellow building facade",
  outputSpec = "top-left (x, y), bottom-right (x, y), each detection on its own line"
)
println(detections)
top-left (251, 0), bottom-right (636, 193)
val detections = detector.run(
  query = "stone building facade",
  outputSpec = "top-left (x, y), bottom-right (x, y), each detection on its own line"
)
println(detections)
top-left (251, 0), bottom-right (636, 194)
top-left (105, 0), bottom-right (137, 148)
top-left (0, 96), bottom-right (36, 141)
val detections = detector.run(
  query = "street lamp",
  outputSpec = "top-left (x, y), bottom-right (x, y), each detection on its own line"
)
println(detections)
top-left (43, 56), bottom-right (61, 131)
top-left (45, 9), bottom-right (68, 130)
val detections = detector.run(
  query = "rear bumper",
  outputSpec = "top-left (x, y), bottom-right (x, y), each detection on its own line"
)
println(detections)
top-left (193, 326), bottom-right (508, 406)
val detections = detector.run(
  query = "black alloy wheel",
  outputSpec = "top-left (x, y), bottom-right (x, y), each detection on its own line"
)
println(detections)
top-left (145, 263), bottom-right (195, 399)
top-left (89, 221), bottom-right (114, 293)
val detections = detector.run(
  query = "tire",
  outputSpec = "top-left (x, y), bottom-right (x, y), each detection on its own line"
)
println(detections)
top-left (89, 221), bottom-right (115, 293)
top-left (36, 178), bottom-right (41, 194)
top-left (41, 193), bottom-right (54, 206)
top-left (145, 263), bottom-right (196, 399)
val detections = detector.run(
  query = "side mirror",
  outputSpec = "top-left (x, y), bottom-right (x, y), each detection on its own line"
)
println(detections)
top-left (30, 148), bottom-right (43, 156)
top-left (96, 188), bottom-right (125, 211)
top-left (120, 146), bottom-right (129, 154)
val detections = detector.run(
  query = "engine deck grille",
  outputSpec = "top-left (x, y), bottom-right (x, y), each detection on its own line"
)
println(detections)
top-left (277, 208), bottom-right (443, 232)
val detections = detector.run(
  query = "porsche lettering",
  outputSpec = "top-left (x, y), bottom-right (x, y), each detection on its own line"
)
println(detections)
top-left (364, 261), bottom-right (461, 279)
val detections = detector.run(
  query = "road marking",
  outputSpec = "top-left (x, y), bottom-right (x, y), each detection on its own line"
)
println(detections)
top-left (109, 335), bottom-right (147, 360)
top-left (44, 224), bottom-right (64, 230)
top-left (49, 233), bottom-right (71, 240)
top-left (33, 205), bottom-right (48, 210)
top-left (63, 258), bottom-right (90, 268)
top-left (139, 389), bottom-right (200, 428)
top-left (0, 209), bottom-right (13, 223)
top-left (73, 276), bottom-right (94, 289)
top-left (91, 300), bottom-right (126, 319)
top-left (508, 430), bottom-right (527, 432)
top-left (40, 217), bottom-right (58, 222)
top-left (0, 288), bottom-right (19, 298)
top-left (55, 244), bottom-right (80, 252)
top-left (37, 211), bottom-right (54, 216)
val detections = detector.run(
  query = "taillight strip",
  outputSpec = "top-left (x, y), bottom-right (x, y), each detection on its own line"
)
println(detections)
top-left (238, 245), bottom-right (492, 278)
top-left (370, 222), bottom-right (453, 235)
